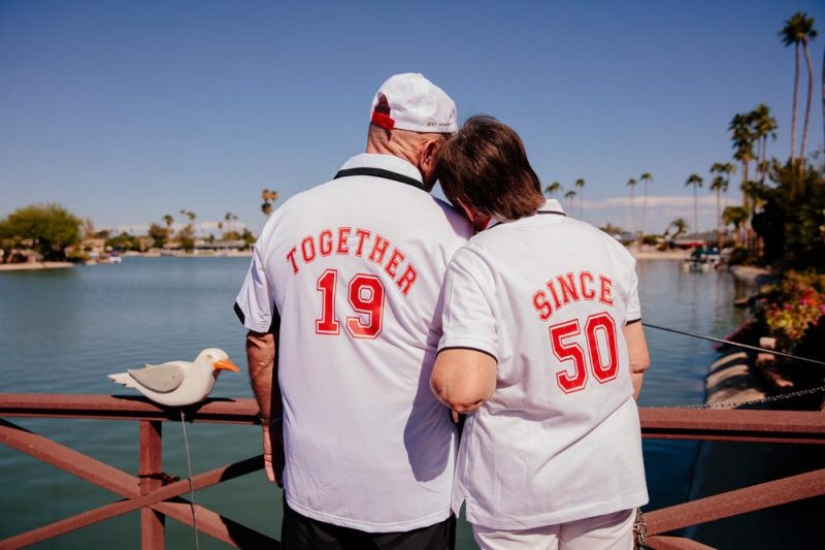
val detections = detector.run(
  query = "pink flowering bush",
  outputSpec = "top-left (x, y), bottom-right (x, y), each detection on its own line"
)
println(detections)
top-left (762, 271), bottom-right (825, 350)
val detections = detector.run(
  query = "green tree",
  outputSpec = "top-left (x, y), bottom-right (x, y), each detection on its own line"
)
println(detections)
top-left (564, 189), bottom-right (576, 212)
top-left (106, 232), bottom-right (139, 252)
top-left (147, 223), bottom-right (167, 249)
top-left (750, 104), bottom-right (778, 183)
top-left (626, 178), bottom-right (637, 237)
top-left (177, 225), bottom-right (196, 252)
top-left (222, 212), bottom-right (237, 239)
top-left (710, 162), bottom-right (736, 210)
top-left (639, 172), bottom-right (653, 237)
top-left (729, 112), bottom-right (756, 208)
top-left (780, 12), bottom-right (818, 167)
top-left (729, 111), bottom-right (759, 250)
top-left (669, 218), bottom-right (688, 239)
top-left (221, 212), bottom-right (240, 240)
top-left (685, 174), bottom-right (703, 239)
top-left (544, 181), bottom-right (562, 197)
top-left (162, 214), bottom-right (174, 248)
top-left (751, 160), bottom-right (825, 270)
top-left (709, 175), bottom-right (728, 248)
top-left (240, 227), bottom-right (257, 250)
top-left (722, 206), bottom-right (749, 246)
top-left (574, 178), bottom-right (585, 218)
top-left (178, 210), bottom-right (197, 252)
top-left (0, 203), bottom-right (82, 260)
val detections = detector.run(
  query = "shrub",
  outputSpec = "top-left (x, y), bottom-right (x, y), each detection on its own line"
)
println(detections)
top-left (761, 271), bottom-right (825, 351)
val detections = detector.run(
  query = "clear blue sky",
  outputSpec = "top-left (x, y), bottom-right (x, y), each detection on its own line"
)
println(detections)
top-left (1, 0), bottom-right (823, 237)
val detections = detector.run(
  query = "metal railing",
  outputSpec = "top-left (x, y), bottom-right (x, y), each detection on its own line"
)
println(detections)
top-left (1, 394), bottom-right (823, 549)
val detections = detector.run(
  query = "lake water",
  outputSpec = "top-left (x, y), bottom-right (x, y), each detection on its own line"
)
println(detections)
top-left (0, 257), bottom-right (776, 548)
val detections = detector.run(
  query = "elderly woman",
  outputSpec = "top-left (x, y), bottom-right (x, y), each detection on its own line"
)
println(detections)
top-left (431, 115), bottom-right (650, 550)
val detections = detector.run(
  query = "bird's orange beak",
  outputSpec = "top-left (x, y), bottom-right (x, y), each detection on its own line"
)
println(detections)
top-left (213, 359), bottom-right (241, 373)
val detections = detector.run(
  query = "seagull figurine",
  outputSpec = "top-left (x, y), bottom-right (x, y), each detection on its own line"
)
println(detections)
top-left (109, 348), bottom-right (241, 407)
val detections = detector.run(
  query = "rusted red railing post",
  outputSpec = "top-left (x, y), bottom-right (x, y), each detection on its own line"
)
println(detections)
top-left (139, 420), bottom-right (165, 549)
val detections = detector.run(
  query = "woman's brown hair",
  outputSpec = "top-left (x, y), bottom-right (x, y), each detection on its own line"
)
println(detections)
top-left (435, 115), bottom-right (545, 220)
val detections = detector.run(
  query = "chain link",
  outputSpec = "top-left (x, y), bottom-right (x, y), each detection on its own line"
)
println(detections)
top-left (650, 382), bottom-right (825, 410)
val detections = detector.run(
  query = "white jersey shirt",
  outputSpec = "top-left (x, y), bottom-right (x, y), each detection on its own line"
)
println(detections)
top-left (235, 153), bottom-right (473, 532)
top-left (439, 199), bottom-right (648, 530)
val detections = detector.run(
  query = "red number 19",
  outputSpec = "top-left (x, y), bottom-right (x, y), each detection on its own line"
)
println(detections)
top-left (316, 269), bottom-right (385, 339)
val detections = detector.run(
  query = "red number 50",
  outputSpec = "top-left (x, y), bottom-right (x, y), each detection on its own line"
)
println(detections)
top-left (550, 312), bottom-right (619, 393)
top-left (316, 269), bottom-right (385, 339)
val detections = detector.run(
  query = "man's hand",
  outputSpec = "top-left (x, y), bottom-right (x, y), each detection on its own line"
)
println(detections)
top-left (262, 420), bottom-right (285, 487)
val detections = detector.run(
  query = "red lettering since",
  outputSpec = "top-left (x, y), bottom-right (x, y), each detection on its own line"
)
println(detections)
top-left (535, 270), bottom-right (614, 321)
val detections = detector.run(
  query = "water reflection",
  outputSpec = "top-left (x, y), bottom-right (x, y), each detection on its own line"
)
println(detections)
top-left (0, 257), bottom-right (759, 547)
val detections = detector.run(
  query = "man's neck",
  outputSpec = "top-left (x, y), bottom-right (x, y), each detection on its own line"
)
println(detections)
top-left (366, 129), bottom-right (420, 169)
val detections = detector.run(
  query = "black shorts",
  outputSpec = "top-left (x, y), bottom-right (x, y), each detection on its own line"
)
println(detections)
top-left (281, 498), bottom-right (456, 550)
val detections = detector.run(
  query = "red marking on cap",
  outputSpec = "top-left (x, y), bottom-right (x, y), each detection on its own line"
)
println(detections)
top-left (371, 111), bottom-right (395, 131)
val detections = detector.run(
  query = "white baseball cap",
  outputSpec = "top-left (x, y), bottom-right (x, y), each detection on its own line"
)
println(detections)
top-left (370, 73), bottom-right (458, 134)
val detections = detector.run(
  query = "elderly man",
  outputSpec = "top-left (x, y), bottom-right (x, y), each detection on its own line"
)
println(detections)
top-left (234, 73), bottom-right (472, 549)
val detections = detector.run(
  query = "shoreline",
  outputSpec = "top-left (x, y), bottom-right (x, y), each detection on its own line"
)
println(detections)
top-left (630, 248), bottom-right (688, 261)
top-left (0, 261), bottom-right (74, 272)
top-left (0, 249), bottom-right (677, 268)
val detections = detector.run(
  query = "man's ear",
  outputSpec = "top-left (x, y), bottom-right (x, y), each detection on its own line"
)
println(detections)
top-left (419, 138), bottom-right (439, 173)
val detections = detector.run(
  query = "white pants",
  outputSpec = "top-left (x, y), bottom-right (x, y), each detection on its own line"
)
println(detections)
top-left (473, 509), bottom-right (635, 550)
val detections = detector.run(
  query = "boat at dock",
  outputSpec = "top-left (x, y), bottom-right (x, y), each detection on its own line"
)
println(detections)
top-left (683, 246), bottom-right (722, 272)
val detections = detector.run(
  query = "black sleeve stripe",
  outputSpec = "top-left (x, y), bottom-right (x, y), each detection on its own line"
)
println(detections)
top-left (437, 346), bottom-right (498, 362)
top-left (626, 318), bottom-right (642, 325)
top-left (234, 301), bottom-right (280, 334)
top-left (233, 302), bottom-right (246, 325)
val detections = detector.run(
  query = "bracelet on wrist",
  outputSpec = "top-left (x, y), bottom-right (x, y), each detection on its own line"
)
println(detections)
top-left (258, 413), bottom-right (283, 426)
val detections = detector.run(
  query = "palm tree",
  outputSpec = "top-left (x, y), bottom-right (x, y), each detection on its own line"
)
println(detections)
top-left (574, 178), bottom-right (585, 218)
top-left (162, 214), bottom-right (174, 248)
top-left (639, 172), bottom-right (653, 237)
top-left (261, 188), bottom-right (279, 217)
top-left (670, 218), bottom-right (688, 240)
top-left (750, 104), bottom-right (778, 183)
top-left (544, 181), bottom-right (562, 197)
top-left (709, 175), bottom-right (727, 248)
top-left (685, 174), bottom-right (703, 241)
top-left (729, 112), bottom-right (755, 208)
top-left (780, 12), bottom-right (818, 167)
top-left (798, 16), bottom-right (817, 166)
top-left (627, 178), bottom-right (638, 238)
top-left (710, 162), bottom-right (736, 210)
top-left (722, 206), bottom-right (748, 246)
top-left (564, 190), bottom-right (576, 212)
top-left (223, 212), bottom-right (238, 239)
top-left (178, 210), bottom-right (197, 252)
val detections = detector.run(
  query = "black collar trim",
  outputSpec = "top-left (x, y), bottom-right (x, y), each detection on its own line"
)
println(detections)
top-left (334, 167), bottom-right (425, 191)
top-left (486, 209), bottom-right (565, 230)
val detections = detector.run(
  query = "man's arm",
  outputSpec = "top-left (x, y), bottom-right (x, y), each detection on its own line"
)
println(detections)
top-left (431, 348), bottom-right (497, 415)
top-left (623, 321), bottom-right (650, 400)
top-left (246, 330), bottom-right (284, 485)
